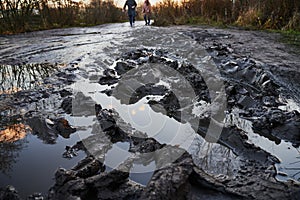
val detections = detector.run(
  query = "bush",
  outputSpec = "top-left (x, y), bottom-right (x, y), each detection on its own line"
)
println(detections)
top-left (152, 0), bottom-right (300, 31)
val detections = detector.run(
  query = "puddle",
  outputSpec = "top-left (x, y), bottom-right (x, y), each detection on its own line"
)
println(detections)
top-left (104, 142), bottom-right (131, 170)
top-left (129, 161), bottom-right (156, 186)
top-left (1, 22), bottom-right (299, 198)
top-left (0, 64), bottom-right (57, 94)
top-left (69, 73), bottom-right (240, 186)
top-left (71, 79), bottom-right (196, 149)
top-left (225, 108), bottom-right (300, 182)
top-left (0, 133), bottom-right (85, 197)
top-left (189, 135), bottom-right (239, 177)
top-left (0, 124), bottom-right (30, 143)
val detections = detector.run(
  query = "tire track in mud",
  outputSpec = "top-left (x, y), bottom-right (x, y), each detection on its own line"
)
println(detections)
top-left (0, 23), bottom-right (299, 199)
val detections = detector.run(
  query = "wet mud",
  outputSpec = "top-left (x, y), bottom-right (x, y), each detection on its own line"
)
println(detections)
top-left (0, 23), bottom-right (300, 199)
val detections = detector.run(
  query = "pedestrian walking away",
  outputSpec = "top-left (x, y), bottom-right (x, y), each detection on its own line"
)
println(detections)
top-left (123, 0), bottom-right (137, 27)
top-left (142, 0), bottom-right (151, 25)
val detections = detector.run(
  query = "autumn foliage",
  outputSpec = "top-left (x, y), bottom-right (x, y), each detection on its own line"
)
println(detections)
top-left (152, 0), bottom-right (300, 31)
top-left (0, 0), bottom-right (125, 34)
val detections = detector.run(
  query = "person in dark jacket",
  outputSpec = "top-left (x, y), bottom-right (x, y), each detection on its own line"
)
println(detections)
top-left (123, 0), bottom-right (137, 27)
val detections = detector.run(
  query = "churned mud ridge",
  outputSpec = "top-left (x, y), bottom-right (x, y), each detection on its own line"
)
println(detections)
top-left (185, 29), bottom-right (300, 147)
top-left (47, 45), bottom-right (300, 199)
top-left (47, 106), bottom-right (298, 200)
top-left (1, 26), bottom-right (300, 199)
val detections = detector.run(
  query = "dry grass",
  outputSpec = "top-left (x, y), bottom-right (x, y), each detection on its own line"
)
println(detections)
top-left (152, 0), bottom-right (300, 31)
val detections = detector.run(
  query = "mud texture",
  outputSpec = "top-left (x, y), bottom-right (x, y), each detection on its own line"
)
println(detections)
top-left (0, 24), bottom-right (300, 199)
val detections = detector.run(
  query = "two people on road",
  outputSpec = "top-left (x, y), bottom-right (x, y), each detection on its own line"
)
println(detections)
top-left (123, 0), bottom-right (137, 27)
top-left (123, 0), bottom-right (152, 27)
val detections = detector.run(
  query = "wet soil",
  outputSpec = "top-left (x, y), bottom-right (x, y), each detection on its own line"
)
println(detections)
top-left (0, 22), bottom-right (300, 199)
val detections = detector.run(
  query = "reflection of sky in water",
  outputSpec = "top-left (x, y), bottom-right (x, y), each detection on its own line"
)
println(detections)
top-left (1, 21), bottom-right (299, 199)
top-left (129, 161), bottom-right (156, 186)
top-left (70, 76), bottom-right (239, 182)
top-left (104, 142), bottom-right (131, 170)
top-left (71, 80), bottom-right (196, 149)
top-left (0, 133), bottom-right (85, 197)
top-left (226, 108), bottom-right (300, 182)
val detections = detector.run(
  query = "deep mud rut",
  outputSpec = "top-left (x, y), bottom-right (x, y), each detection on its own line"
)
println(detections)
top-left (0, 22), bottom-right (300, 199)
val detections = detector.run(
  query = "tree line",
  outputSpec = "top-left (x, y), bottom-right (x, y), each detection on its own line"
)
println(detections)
top-left (1, 0), bottom-right (300, 34)
top-left (0, 0), bottom-right (125, 34)
top-left (152, 0), bottom-right (300, 31)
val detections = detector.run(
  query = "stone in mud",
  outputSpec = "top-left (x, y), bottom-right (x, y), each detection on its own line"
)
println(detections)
top-left (49, 157), bottom-right (106, 200)
top-left (96, 108), bottom-right (129, 143)
top-left (129, 137), bottom-right (165, 153)
top-left (98, 69), bottom-right (119, 85)
top-left (63, 92), bottom-right (96, 116)
top-left (41, 90), bottom-right (50, 98)
top-left (96, 109), bottom-right (116, 131)
top-left (129, 84), bottom-right (169, 104)
top-left (54, 168), bottom-right (77, 186)
top-left (140, 151), bottom-right (194, 200)
top-left (53, 118), bottom-right (76, 138)
top-left (149, 92), bottom-right (182, 122)
top-left (86, 169), bottom-right (129, 188)
top-left (74, 158), bottom-right (104, 179)
top-left (272, 120), bottom-right (300, 147)
top-left (26, 116), bottom-right (58, 144)
top-left (115, 61), bottom-right (134, 75)
top-left (61, 97), bottom-right (72, 114)
top-left (191, 160), bottom-right (300, 200)
top-left (0, 185), bottom-right (21, 200)
top-left (26, 116), bottom-right (76, 144)
top-left (94, 104), bottom-right (102, 116)
top-left (48, 178), bottom-right (87, 200)
top-left (98, 76), bottom-right (119, 86)
top-left (95, 181), bottom-right (143, 200)
top-left (149, 55), bottom-right (166, 63)
top-left (74, 169), bottom-right (139, 200)
top-left (63, 141), bottom-right (85, 159)
top-left (59, 89), bottom-right (72, 97)
top-left (121, 49), bottom-right (153, 61)
top-left (252, 110), bottom-right (300, 147)
top-left (100, 88), bottom-right (112, 96)
top-left (27, 192), bottom-right (44, 200)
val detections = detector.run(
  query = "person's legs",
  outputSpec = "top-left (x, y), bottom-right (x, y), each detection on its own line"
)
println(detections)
top-left (133, 11), bottom-right (136, 24)
top-left (144, 14), bottom-right (147, 25)
top-left (147, 14), bottom-right (151, 25)
top-left (129, 14), bottom-right (133, 27)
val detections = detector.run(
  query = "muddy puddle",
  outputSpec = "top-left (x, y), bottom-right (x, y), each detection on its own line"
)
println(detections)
top-left (0, 22), bottom-right (299, 199)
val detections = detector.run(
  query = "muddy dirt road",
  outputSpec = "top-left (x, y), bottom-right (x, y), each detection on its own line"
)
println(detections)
top-left (0, 22), bottom-right (299, 199)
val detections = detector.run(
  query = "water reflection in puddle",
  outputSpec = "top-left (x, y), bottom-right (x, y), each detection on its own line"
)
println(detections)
top-left (129, 161), bottom-right (156, 186)
top-left (0, 64), bottom-right (57, 94)
top-left (0, 133), bottom-right (85, 197)
top-left (0, 124), bottom-right (30, 143)
top-left (225, 108), bottom-right (300, 182)
top-left (69, 77), bottom-right (238, 185)
top-left (70, 80), bottom-right (196, 149)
